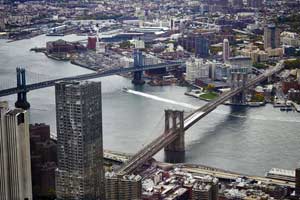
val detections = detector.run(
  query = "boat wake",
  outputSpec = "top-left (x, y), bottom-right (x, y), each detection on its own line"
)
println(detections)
top-left (125, 88), bottom-right (198, 109)
top-left (124, 89), bottom-right (300, 123)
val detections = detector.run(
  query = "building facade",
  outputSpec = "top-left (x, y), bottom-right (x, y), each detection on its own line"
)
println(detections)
top-left (0, 101), bottom-right (32, 200)
top-left (186, 57), bottom-right (210, 82)
top-left (179, 34), bottom-right (210, 58)
top-left (87, 37), bottom-right (97, 50)
top-left (30, 123), bottom-right (57, 199)
top-left (296, 168), bottom-right (300, 196)
top-left (264, 24), bottom-right (280, 50)
top-left (195, 36), bottom-right (210, 58)
top-left (105, 172), bottom-right (142, 200)
top-left (46, 39), bottom-right (86, 54)
top-left (55, 81), bottom-right (105, 200)
top-left (223, 39), bottom-right (230, 62)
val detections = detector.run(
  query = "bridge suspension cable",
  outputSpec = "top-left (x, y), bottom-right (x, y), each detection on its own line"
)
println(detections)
top-left (0, 68), bottom-right (61, 91)
top-left (25, 70), bottom-right (61, 85)
top-left (140, 113), bottom-right (165, 149)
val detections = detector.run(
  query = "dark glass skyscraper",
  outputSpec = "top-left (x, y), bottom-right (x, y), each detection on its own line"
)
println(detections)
top-left (195, 36), bottom-right (210, 58)
top-left (55, 81), bottom-right (105, 200)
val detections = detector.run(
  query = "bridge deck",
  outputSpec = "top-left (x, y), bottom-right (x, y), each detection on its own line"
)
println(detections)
top-left (0, 62), bottom-right (183, 97)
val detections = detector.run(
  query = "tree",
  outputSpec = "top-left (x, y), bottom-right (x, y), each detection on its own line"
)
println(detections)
top-left (205, 84), bottom-right (215, 92)
top-left (119, 41), bottom-right (131, 49)
top-left (284, 59), bottom-right (300, 70)
top-left (209, 46), bottom-right (222, 55)
top-left (253, 62), bottom-right (267, 69)
top-left (251, 93), bottom-right (265, 102)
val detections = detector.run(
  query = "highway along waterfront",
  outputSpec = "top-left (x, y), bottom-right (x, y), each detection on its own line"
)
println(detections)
top-left (1, 35), bottom-right (300, 176)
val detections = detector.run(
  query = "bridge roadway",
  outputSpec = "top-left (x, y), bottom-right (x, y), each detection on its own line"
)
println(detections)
top-left (117, 60), bottom-right (285, 176)
top-left (0, 62), bottom-right (182, 97)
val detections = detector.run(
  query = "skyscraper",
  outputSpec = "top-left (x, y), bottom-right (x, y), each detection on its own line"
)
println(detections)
top-left (30, 123), bottom-right (57, 199)
top-left (264, 24), bottom-right (280, 50)
top-left (195, 36), bottom-right (210, 58)
top-left (0, 101), bottom-right (32, 200)
top-left (295, 168), bottom-right (300, 196)
top-left (55, 81), bottom-right (105, 200)
top-left (223, 39), bottom-right (230, 61)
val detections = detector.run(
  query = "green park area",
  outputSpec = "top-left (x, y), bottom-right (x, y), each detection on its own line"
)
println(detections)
top-left (199, 92), bottom-right (219, 101)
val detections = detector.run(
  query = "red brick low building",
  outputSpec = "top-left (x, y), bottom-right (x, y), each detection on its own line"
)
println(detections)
top-left (282, 81), bottom-right (300, 94)
top-left (46, 39), bottom-right (86, 54)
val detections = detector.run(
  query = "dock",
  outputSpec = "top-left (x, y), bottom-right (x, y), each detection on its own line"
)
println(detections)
top-left (103, 149), bottom-right (131, 163)
top-left (103, 151), bottom-right (295, 188)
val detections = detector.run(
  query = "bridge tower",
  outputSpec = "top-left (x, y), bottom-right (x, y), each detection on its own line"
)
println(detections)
top-left (164, 109), bottom-right (185, 163)
top-left (132, 49), bottom-right (145, 85)
top-left (15, 68), bottom-right (30, 110)
top-left (230, 67), bottom-right (248, 105)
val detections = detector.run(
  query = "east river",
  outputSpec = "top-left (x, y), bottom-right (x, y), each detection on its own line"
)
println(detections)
top-left (1, 34), bottom-right (300, 176)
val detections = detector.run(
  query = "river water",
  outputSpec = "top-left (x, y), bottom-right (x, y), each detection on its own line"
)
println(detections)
top-left (1, 34), bottom-right (300, 176)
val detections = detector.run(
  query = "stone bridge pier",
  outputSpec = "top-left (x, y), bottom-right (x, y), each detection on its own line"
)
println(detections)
top-left (164, 109), bottom-right (185, 163)
top-left (230, 68), bottom-right (248, 105)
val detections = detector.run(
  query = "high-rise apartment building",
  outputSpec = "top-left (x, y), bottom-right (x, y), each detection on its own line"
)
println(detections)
top-left (223, 39), bottom-right (230, 61)
top-left (295, 168), bottom-right (300, 196)
top-left (105, 172), bottom-right (142, 200)
top-left (264, 24), bottom-right (280, 50)
top-left (55, 81), bottom-right (105, 200)
top-left (178, 34), bottom-right (210, 58)
top-left (0, 101), bottom-right (32, 200)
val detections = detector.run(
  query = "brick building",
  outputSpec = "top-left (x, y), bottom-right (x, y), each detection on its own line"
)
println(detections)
top-left (30, 123), bottom-right (57, 199)
top-left (46, 39), bottom-right (86, 54)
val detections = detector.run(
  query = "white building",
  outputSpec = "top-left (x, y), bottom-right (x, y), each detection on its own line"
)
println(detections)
top-left (225, 56), bottom-right (252, 69)
top-left (144, 54), bottom-right (161, 66)
top-left (281, 31), bottom-right (300, 47)
top-left (120, 56), bottom-right (134, 68)
top-left (96, 42), bottom-right (106, 53)
top-left (213, 62), bottom-right (230, 81)
top-left (132, 39), bottom-right (145, 49)
top-left (0, 101), bottom-right (32, 200)
top-left (186, 57), bottom-right (210, 82)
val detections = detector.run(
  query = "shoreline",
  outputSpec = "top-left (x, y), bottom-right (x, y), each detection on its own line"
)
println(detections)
top-left (70, 59), bottom-right (98, 71)
top-left (185, 90), bottom-right (266, 107)
top-left (105, 149), bottom-right (295, 188)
